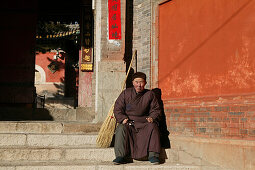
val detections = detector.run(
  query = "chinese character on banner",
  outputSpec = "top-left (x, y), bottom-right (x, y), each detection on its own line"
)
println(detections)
top-left (81, 63), bottom-right (93, 71)
top-left (108, 0), bottom-right (121, 39)
top-left (81, 47), bottom-right (93, 71)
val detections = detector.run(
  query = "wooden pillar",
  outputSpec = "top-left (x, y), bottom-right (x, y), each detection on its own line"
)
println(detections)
top-left (78, 1), bottom-right (93, 107)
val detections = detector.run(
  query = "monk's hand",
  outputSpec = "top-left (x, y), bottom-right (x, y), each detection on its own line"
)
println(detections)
top-left (146, 117), bottom-right (153, 123)
top-left (122, 118), bottom-right (129, 124)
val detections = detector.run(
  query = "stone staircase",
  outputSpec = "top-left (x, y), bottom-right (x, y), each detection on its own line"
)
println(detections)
top-left (0, 121), bottom-right (220, 170)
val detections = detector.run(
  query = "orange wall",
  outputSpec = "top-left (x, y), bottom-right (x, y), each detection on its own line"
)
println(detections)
top-left (159, 0), bottom-right (255, 100)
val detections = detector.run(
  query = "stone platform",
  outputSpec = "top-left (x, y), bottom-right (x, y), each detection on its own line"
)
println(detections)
top-left (0, 121), bottom-right (252, 169)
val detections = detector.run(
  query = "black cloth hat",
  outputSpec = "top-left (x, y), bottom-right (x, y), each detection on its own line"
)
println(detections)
top-left (132, 72), bottom-right (146, 81)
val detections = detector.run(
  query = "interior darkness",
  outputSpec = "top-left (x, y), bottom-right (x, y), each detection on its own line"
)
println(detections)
top-left (37, 0), bottom-right (82, 23)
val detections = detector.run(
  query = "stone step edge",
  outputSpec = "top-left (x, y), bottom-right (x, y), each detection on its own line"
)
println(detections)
top-left (0, 147), bottom-right (172, 153)
top-left (0, 145), bottom-right (101, 149)
top-left (0, 122), bottom-right (101, 134)
top-left (0, 147), bottom-right (173, 161)
top-left (0, 165), bottom-right (205, 170)
top-left (0, 134), bottom-right (98, 147)
top-left (0, 133), bottom-right (98, 135)
top-left (0, 121), bottom-right (100, 123)
top-left (0, 160), bottom-right (215, 169)
top-left (0, 146), bottom-right (173, 150)
top-left (0, 160), bottom-right (181, 165)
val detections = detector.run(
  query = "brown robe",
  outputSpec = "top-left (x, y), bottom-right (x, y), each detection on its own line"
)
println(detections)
top-left (114, 87), bottom-right (161, 159)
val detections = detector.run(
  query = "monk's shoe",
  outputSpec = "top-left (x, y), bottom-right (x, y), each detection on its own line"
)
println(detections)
top-left (113, 157), bottom-right (126, 165)
top-left (148, 156), bottom-right (160, 165)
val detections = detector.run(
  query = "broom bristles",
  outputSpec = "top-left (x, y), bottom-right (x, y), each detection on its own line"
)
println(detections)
top-left (96, 104), bottom-right (117, 147)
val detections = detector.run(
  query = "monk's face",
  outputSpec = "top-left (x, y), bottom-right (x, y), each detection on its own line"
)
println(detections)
top-left (132, 78), bottom-right (146, 93)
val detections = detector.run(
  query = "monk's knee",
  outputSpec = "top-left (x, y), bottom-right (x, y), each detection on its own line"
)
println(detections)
top-left (114, 124), bottom-right (126, 146)
top-left (115, 124), bottom-right (126, 135)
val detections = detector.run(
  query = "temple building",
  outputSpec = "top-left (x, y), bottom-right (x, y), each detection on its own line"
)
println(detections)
top-left (0, 0), bottom-right (255, 169)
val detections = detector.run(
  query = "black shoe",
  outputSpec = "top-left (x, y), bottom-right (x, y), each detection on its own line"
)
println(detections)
top-left (113, 157), bottom-right (126, 165)
top-left (148, 156), bottom-right (160, 165)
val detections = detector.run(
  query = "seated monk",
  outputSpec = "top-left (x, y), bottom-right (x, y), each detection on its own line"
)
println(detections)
top-left (113, 72), bottom-right (161, 165)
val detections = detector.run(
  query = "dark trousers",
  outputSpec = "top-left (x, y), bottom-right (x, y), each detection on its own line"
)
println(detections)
top-left (114, 124), bottom-right (159, 158)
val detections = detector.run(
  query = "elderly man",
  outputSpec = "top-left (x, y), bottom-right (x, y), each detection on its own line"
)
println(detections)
top-left (113, 72), bottom-right (161, 165)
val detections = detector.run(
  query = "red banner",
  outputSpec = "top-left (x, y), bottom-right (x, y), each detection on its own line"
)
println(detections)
top-left (108, 0), bottom-right (121, 39)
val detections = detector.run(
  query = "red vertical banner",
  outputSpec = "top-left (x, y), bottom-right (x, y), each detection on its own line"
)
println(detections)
top-left (108, 0), bottom-right (121, 39)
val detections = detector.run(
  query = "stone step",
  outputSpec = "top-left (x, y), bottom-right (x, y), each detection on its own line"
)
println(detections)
top-left (0, 134), bottom-right (97, 147)
top-left (0, 134), bottom-right (180, 163)
top-left (0, 160), bottom-right (219, 170)
top-left (0, 145), bottom-right (192, 165)
top-left (0, 132), bottom-right (222, 169)
top-left (0, 147), bottom-right (113, 162)
top-left (0, 121), bottom-right (101, 134)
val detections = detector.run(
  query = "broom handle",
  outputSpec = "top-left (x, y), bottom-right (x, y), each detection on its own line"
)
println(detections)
top-left (121, 50), bottom-right (137, 91)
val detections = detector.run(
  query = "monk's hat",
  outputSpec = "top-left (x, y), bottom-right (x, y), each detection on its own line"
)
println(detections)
top-left (132, 72), bottom-right (146, 81)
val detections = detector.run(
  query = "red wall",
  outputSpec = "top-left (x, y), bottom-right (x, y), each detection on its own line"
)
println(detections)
top-left (36, 52), bottom-right (65, 82)
top-left (159, 0), bottom-right (255, 99)
top-left (158, 0), bottom-right (255, 140)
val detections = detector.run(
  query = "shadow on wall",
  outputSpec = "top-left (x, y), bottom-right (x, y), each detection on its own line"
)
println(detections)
top-left (152, 88), bottom-right (171, 149)
top-left (53, 77), bottom-right (65, 98)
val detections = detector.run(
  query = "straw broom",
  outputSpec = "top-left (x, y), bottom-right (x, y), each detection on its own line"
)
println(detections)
top-left (96, 50), bottom-right (137, 147)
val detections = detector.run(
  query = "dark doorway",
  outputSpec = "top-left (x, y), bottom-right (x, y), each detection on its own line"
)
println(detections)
top-left (35, 0), bottom-right (91, 109)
